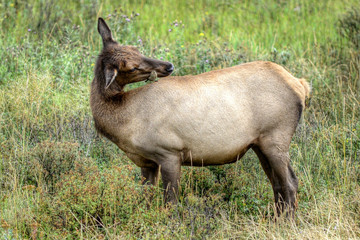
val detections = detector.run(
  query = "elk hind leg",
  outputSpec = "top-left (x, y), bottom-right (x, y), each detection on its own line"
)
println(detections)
top-left (255, 139), bottom-right (298, 218)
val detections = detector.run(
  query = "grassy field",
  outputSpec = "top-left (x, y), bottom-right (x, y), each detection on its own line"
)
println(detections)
top-left (0, 0), bottom-right (359, 239)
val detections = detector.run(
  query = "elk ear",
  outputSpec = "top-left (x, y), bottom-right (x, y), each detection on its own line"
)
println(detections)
top-left (105, 67), bottom-right (117, 89)
top-left (98, 18), bottom-right (114, 46)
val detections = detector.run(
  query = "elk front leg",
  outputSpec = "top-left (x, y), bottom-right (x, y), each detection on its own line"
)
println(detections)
top-left (159, 156), bottom-right (181, 205)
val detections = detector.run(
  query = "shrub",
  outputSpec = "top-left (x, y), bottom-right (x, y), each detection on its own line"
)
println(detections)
top-left (26, 141), bottom-right (79, 192)
top-left (339, 8), bottom-right (360, 49)
top-left (45, 160), bottom-right (152, 237)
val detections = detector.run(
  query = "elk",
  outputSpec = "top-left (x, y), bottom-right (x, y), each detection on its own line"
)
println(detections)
top-left (90, 18), bottom-right (310, 217)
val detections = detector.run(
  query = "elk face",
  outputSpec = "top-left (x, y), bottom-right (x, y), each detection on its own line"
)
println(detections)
top-left (97, 18), bottom-right (174, 89)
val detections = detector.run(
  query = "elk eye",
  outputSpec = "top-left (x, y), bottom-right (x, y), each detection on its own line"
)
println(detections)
top-left (129, 68), bottom-right (137, 73)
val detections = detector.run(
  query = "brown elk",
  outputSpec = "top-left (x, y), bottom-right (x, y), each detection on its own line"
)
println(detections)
top-left (90, 18), bottom-right (310, 217)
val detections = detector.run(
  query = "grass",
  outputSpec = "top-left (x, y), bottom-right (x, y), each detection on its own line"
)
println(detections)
top-left (0, 0), bottom-right (359, 239)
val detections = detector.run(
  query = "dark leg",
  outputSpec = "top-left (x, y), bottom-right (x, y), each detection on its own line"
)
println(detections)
top-left (253, 140), bottom-right (298, 218)
top-left (159, 156), bottom-right (181, 205)
top-left (266, 149), bottom-right (298, 217)
top-left (253, 146), bottom-right (285, 216)
top-left (141, 165), bottom-right (160, 186)
top-left (141, 165), bottom-right (159, 207)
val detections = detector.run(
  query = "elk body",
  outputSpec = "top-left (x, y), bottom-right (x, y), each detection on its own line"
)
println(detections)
top-left (90, 18), bottom-right (310, 216)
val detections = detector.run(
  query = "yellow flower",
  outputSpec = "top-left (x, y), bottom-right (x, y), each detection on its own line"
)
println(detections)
top-left (181, 45), bottom-right (184, 48)
top-left (205, 12), bottom-right (209, 15)
top-left (199, 32), bottom-right (204, 37)
top-left (91, 63), bottom-right (95, 67)
top-left (10, 3), bottom-right (14, 7)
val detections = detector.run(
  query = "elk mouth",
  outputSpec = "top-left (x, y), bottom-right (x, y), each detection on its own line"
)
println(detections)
top-left (156, 71), bottom-right (172, 78)
top-left (155, 63), bottom-right (174, 77)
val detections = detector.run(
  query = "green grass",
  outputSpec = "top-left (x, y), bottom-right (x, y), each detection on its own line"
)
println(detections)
top-left (0, 0), bottom-right (359, 239)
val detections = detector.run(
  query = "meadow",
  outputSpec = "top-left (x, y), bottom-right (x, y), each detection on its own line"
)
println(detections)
top-left (0, 0), bottom-right (359, 239)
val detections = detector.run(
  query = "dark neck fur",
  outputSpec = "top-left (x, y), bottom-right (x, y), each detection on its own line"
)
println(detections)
top-left (94, 58), bottom-right (124, 102)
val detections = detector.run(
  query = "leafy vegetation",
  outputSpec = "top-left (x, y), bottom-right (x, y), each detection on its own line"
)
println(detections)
top-left (0, 0), bottom-right (359, 239)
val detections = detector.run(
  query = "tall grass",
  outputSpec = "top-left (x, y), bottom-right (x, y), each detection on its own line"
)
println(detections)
top-left (0, 0), bottom-right (359, 239)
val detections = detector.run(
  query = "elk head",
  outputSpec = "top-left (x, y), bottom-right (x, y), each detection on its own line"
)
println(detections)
top-left (97, 17), bottom-right (174, 89)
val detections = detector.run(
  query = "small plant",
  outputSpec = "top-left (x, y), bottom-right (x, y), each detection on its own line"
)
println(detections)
top-left (270, 47), bottom-right (292, 65)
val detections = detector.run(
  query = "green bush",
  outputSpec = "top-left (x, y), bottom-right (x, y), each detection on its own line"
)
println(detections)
top-left (339, 8), bottom-right (360, 49)
top-left (43, 160), bottom-right (151, 237)
top-left (26, 141), bottom-right (80, 192)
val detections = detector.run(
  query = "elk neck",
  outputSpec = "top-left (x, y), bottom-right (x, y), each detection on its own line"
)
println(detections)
top-left (90, 64), bottom-right (132, 144)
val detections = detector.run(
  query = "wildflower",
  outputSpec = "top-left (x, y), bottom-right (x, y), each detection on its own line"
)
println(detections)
top-left (10, 3), bottom-right (14, 7)
top-left (138, 38), bottom-right (142, 44)
top-left (205, 59), bottom-right (209, 63)
top-left (28, 29), bottom-right (31, 32)
top-left (135, 13), bottom-right (140, 16)
top-left (160, 57), bottom-right (163, 60)
top-left (293, 6), bottom-right (301, 12)
top-left (169, 28), bottom-right (172, 32)
top-left (125, 18), bottom-right (130, 22)
top-left (91, 63), bottom-right (95, 67)
top-left (181, 45), bottom-right (184, 48)
top-left (108, 14), bottom-right (111, 17)
top-left (199, 32), bottom-right (204, 37)
top-left (174, 23), bottom-right (178, 27)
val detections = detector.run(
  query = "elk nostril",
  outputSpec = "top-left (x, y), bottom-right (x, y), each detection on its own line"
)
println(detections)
top-left (166, 64), bottom-right (174, 73)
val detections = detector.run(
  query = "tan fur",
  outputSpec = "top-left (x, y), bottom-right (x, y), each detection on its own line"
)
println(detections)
top-left (91, 18), bottom-right (310, 216)
top-left (299, 78), bottom-right (311, 98)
